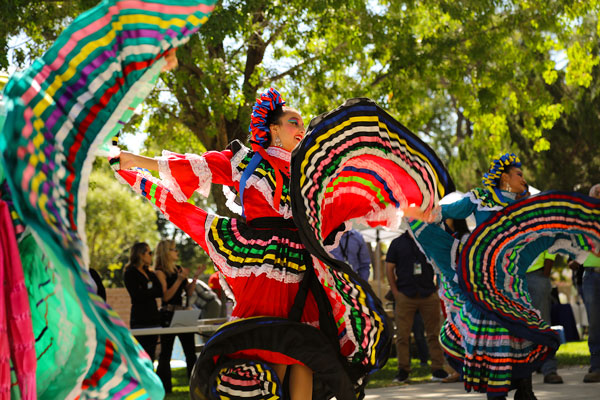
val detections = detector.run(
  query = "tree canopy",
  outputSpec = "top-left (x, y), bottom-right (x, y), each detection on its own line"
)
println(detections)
top-left (85, 159), bottom-right (160, 285)
top-left (3, 0), bottom-right (600, 202)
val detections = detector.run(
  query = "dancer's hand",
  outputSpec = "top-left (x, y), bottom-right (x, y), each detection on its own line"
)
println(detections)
top-left (162, 48), bottom-right (178, 72)
top-left (117, 150), bottom-right (159, 171)
top-left (403, 205), bottom-right (441, 223)
top-left (194, 264), bottom-right (207, 278)
top-left (118, 151), bottom-right (136, 170)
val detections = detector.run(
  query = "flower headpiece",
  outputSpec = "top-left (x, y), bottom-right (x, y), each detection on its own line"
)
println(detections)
top-left (481, 153), bottom-right (521, 189)
top-left (240, 88), bottom-right (286, 216)
top-left (248, 88), bottom-right (285, 151)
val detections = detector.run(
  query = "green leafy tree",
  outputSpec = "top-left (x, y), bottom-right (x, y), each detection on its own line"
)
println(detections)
top-left (5, 0), bottom-right (600, 199)
top-left (85, 159), bottom-right (160, 286)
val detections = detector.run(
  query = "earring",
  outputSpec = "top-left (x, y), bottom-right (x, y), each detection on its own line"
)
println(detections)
top-left (504, 182), bottom-right (512, 192)
top-left (274, 136), bottom-right (283, 148)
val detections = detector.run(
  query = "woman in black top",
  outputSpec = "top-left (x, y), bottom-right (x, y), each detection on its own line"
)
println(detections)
top-left (123, 242), bottom-right (162, 363)
top-left (154, 239), bottom-right (199, 393)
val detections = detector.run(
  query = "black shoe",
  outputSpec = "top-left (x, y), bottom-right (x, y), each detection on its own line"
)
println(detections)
top-left (543, 372), bottom-right (563, 384)
top-left (514, 377), bottom-right (537, 400)
top-left (431, 369), bottom-right (449, 381)
top-left (583, 370), bottom-right (600, 383)
top-left (393, 370), bottom-right (409, 383)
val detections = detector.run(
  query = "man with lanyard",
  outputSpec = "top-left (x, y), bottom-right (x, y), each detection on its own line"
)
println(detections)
top-left (385, 230), bottom-right (448, 383)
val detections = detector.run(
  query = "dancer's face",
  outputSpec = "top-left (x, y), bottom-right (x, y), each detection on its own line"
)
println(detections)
top-left (271, 110), bottom-right (305, 152)
top-left (501, 167), bottom-right (527, 194)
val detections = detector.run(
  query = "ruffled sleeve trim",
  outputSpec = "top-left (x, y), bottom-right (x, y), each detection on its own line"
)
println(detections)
top-left (157, 151), bottom-right (188, 203)
top-left (186, 153), bottom-right (212, 198)
top-left (157, 150), bottom-right (213, 202)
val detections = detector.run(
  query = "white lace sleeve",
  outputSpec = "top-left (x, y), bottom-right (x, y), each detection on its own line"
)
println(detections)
top-left (157, 151), bottom-right (188, 202)
top-left (185, 153), bottom-right (212, 198)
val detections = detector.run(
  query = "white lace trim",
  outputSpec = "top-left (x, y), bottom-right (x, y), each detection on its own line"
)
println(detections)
top-left (186, 153), bottom-right (212, 197)
top-left (323, 222), bottom-right (349, 253)
top-left (501, 190), bottom-right (517, 200)
top-left (223, 186), bottom-right (243, 216)
top-left (204, 215), bottom-right (303, 283)
top-left (266, 146), bottom-right (291, 162)
top-left (246, 174), bottom-right (293, 218)
top-left (113, 171), bottom-right (128, 185)
top-left (158, 185), bottom-right (169, 218)
top-left (230, 146), bottom-right (250, 182)
top-left (353, 204), bottom-right (405, 231)
top-left (157, 151), bottom-right (188, 203)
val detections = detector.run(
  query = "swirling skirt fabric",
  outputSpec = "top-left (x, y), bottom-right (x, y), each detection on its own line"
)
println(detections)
top-left (0, 1), bottom-right (215, 398)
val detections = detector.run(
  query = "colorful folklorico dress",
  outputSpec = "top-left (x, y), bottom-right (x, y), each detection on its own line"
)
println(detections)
top-left (410, 187), bottom-right (600, 397)
top-left (115, 97), bottom-right (456, 399)
top-left (0, 1), bottom-right (216, 399)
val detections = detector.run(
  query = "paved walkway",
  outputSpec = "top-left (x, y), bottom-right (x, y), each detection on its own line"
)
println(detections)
top-left (364, 367), bottom-right (599, 399)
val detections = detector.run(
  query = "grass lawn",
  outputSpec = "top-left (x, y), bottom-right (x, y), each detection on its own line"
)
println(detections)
top-left (165, 340), bottom-right (591, 397)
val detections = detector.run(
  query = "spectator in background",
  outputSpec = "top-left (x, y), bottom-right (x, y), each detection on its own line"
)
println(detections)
top-left (123, 242), bottom-right (162, 363)
top-left (526, 251), bottom-right (563, 384)
top-left (385, 231), bottom-right (448, 383)
top-left (411, 311), bottom-right (430, 366)
top-left (569, 183), bottom-right (600, 383)
top-left (154, 239), bottom-right (200, 393)
top-left (330, 229), bottom-right (372, 281)
top-left (89, 267), bottom-right (107, 301)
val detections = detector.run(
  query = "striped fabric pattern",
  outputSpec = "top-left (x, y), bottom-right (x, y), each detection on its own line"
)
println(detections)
top-left (205, 216), bottom-right (308, 279)
top-left (291, 97), bottom-right (455, 246)
top-left (0, 1), bottom-right (215, 398)
top-left (456, 191), bottom-right (600, 393)
top-left (311, 256), bottom-right (388, 370)
top-left (289, 97), bottom-right (454, 390)
top-left (213, 361), bottom-right (283, 400)
top-left (233, 150), bottom-right (292, 213)
top-left (461, 191), bottom-right (600, 341)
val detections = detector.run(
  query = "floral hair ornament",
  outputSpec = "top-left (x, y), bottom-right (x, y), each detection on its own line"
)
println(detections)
top-left (482, 152), bottom-right (521, 206)
top-left (239, 88), bottom-right (286, 215)
top-left (249, 88), bottom-right (285, 151)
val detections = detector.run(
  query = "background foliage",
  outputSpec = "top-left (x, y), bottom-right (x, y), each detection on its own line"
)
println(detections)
top-left (3, 0), bottom-right (600, 280)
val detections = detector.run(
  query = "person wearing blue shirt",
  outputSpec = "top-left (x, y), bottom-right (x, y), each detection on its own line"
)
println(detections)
top-left (330, 229), bottom-right (372, 281)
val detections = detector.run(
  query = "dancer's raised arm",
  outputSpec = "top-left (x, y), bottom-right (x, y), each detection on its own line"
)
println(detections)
top-left (119, 151), bottom-right (159, 171)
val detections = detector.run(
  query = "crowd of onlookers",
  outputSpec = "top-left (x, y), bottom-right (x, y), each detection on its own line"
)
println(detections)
top-left (93, 239), bottom-right (226, 393)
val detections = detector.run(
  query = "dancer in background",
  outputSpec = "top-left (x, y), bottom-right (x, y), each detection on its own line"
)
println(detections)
top-left (411, 153), bottom-right (600, 400)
